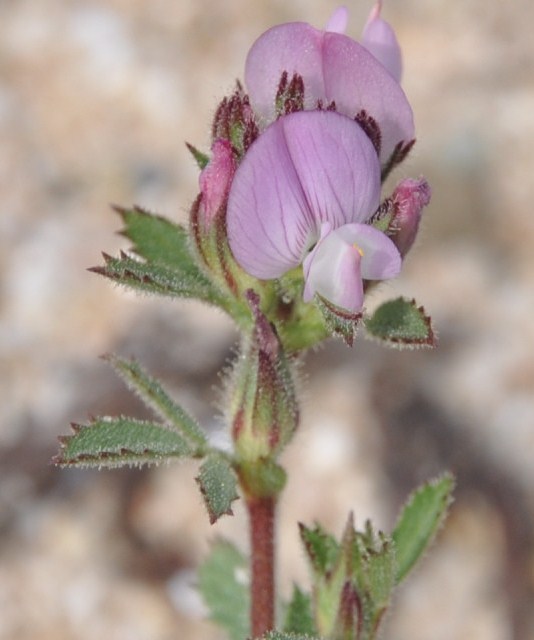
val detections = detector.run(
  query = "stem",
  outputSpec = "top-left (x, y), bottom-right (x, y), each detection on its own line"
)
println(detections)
top-left (247, 495), bottom-right (276, 638)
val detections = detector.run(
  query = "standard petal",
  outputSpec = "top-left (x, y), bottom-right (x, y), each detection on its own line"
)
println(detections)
top-left (322, 32), bottom-right (414, 164)
top-left (226, 115), bottom-right (312, 279)
top-left (227, 111), bottom-right (381, 280)
top-left (303, 224), bottom-right (364, 312)
top-left (245, 22), bottom-right (325, 123)
top-left (245, 17), bottom-right (414, 166)
top-left (361, 1), bottom-right (403, 82)
top-left (333, 223), bottom-right (402, 279)
top-left (281, 110), bottom-right (381, 229)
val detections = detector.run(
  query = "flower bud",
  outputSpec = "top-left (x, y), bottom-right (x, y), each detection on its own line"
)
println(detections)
top-left (198, 139), bottom-right (236, 231)
top-left (388, 177), bottom-right (431, 256)
top-left (189, 138), bottom-right (241, 296)
top-left (229, 291), bottom-right (299, 465)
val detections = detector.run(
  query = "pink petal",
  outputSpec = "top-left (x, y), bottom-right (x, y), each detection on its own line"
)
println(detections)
top-left (361, 1), bottom-right (402, 82)
top-left (322, 32), bottom-right (413, 163)
top-left (303, 223), bottom-right (364, 312)
top-left (245, 22), bottom-right (325, 123)
top-left (302, 222), bottom-right (401, 311)
top-left (333, 223), bottom-right (402, 279)
top-left (325, 6), bottom-right (348, 34)
top-left (227, 110), bottom-right (381, 280)
top-left (198, 139), bottom-right (236, 228)
top-left (245, 22), bottom-right (414, 164)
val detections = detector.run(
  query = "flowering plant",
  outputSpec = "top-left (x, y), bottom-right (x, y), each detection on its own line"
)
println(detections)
top-left (56, 3), bottom-right (453, 639)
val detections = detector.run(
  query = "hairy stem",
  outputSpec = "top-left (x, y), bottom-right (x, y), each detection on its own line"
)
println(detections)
top-left (248, 495), bottom-right (276, 638)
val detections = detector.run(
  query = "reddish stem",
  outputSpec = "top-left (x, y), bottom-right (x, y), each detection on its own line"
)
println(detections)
top-left (248, 495), bottom-right (276, 638)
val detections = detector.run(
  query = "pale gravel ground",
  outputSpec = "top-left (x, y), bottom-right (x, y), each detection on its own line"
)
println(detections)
top-left (1, 1), bottom-right (533, 639)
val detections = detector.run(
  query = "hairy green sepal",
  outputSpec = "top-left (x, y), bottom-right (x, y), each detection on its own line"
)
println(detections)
top-left (314, 294), bottom-right (363, 347)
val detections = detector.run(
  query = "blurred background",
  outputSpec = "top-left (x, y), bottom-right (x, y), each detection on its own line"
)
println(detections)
top-left (1, 0), bottom-right (533, 638)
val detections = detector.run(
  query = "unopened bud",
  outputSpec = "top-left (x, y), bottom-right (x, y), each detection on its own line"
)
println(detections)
top-left (189, 138), bottom-right (242, 296)
top-left (388, 177), bottom-right (431, 256)
top-left (198, 139), bottom-right (236, 231)
top-left (229, 291), bottom-right (299, 466)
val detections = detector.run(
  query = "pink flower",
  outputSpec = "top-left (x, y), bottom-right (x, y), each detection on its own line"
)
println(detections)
top-left (244, 3), bottom-right (413, 166)
top-left (227, 110), bottom-right (401, 312)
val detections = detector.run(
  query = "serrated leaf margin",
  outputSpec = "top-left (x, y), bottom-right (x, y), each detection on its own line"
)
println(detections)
top-left (392, 472), bottom-right (455, 583)
top-left (364, 297), bottom-right (436, 349)
top-left (53, 416), bottom-right (196, 469)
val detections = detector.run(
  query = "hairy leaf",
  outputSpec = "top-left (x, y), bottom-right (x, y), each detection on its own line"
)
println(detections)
top-left (299, 522), bottom-right (340, 576)
top-left (392, 473), bottom-right (455, 583)
top-left (196, 454), bottom-right (239, 524)
top-left (358, 531), bottom-right (396, 633)
top-left (90, 251), bottom-right (223, 304)
top-left (54, 416), bottom-right (195, 468)
top-left (91, 207), bottom-right (233, 308)
top-left (364, 297), bottom-right (436, 348)
top-left (198, 540), bottom-right (249, 640)
top-left (104, 354), bottom-right (207, 448)
top-left (116, 205), bottom-right (202, 275)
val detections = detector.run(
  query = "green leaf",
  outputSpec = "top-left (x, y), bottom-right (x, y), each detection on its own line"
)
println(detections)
top-left (283, 586), bottom-right (316, 636)
top-left (116, 205), bottom-right (202, 276)
top-left (364, 297), bottom-right (436, 348)
top-left (299, 522), bottom-right (340, 576)
top-left (314, 295), bottom-right (363, 347)
top-left (196, 454), bottom-right (239, 524)
top-left (104, 354), bottom-right (207, 449)
top-left (92, 206), bottom-right (229, 306)
top-left (392, 473), bottom-right (455, 583)
top-left (90, 251), bottom-right (223, 304)
top-left (54, 416), bottom-right (195, 468)
top-left (197, 540), bottom-right (249, 640)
